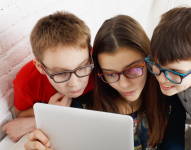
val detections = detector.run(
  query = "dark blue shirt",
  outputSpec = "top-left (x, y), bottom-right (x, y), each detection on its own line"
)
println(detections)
top-left (132, 94), bottom-right (185, 150)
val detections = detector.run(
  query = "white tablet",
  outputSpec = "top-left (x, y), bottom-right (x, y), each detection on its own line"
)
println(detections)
top-left (34, 103), bottom-right (134, 150)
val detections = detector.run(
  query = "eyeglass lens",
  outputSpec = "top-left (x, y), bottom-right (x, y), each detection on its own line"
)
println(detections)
top-left (102, 67), bottom-right (143, 83)
top-left (54, 66), bottom-right (92, 82)
top-left (146, 61), bottom-right (181, 83)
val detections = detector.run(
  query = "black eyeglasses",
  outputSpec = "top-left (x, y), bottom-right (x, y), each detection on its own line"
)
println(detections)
top-left (40, 53), bottom-right (94, 83)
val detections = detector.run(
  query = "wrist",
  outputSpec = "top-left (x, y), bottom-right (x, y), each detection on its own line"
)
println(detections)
top-left (28, 117), bottom-right (37, 132)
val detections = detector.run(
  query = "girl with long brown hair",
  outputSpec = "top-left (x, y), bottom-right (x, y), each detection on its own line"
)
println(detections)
top-left (92, 15), bottom-right (185, 149)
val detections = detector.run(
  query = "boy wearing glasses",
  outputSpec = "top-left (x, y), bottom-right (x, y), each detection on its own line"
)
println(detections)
top-left (145, 7), bottom-right (191, 116)
top-left (2, 11), bottom-right (93, 141)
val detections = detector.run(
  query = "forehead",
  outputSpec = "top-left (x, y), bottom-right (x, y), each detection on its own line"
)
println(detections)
top-left (42, 45), bottom-right (89, 70)
top-left (98, 47), bottom-right (144, 71)
top-left (160, 60), bottom-right (191, 70)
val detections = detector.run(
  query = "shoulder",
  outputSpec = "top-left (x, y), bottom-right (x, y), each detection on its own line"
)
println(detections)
top-left (164, 94), bottom-right (183, 108)
top-left (13, 60), bottom-right (44, 87)
top-left (165, 94), bottom-right (186, 119)
top-left (159, 94), bottom-right (186, 150)
top-left (178, 89), bottom-right (191, 116)
top-left (177, 88), bottom-right (191, 101)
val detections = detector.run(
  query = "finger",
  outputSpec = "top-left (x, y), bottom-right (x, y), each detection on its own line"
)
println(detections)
top-left (2, 123), bottom-right (7, 132)
top-left (48, 92), bottom-right (64, 104)
top-left (24, 141), bottom-right (48, 150)
top-left (28, 130), bottom-right (50, 148)
top-left (66, 98), bottom-right (72, 107)
top-left (59, 96), bottom-right (72, 106)
top-left (11, 136), bottom-right (20, 142)
top-left (8, 134), bottom-right (12, 140)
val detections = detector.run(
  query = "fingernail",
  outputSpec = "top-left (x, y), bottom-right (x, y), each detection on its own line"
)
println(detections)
top-left (45, 142), bottom-right (50, 147)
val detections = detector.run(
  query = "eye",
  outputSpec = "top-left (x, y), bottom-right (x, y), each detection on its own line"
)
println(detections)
top-left (58, 72), bottom-right (68, 76)
top-left (106, 73), bottom-right (116, 77)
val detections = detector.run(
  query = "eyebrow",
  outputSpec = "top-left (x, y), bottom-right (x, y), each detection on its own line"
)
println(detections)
top-left (166, 68), bottom-right (188, 73)
top-left (155, 61), bottom-right (189, 73)
top-left (47, 57), bottom-right (89, 72)
top-left (101, 59), bottom-right (143, 72)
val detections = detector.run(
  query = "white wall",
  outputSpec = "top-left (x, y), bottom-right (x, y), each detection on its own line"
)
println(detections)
top-left (0, 0), bottom-right (191, 140)
top-left (147, 0), bottom-right (191, 39)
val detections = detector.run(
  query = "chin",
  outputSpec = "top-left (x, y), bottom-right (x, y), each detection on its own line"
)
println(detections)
top-left (123, 95), bottom-right (139, 102)
top-left (161, 90), bottom-right (175, 96)
top-left (70, 94), bottom-right (82, 98)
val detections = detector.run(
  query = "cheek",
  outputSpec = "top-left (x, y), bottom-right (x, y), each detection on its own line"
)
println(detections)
top-left (79, 76), bottom-right (90, 88)
top-left (46, 75), bottom-right (67, 92)
top-left (82, 76), bottom-right (89, 83)
top-left (140, 67), bottom-right (147, 84)
top-left (136, 71), bottom-right (147, 89)
top-left (51, 81), bottom-right (67, 92)
top-left (176, 76), bottom-right (191, 90)
top-left (155, 75), bottom-right (159, 81)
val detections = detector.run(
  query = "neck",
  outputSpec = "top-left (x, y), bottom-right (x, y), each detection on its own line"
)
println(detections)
top-left (131, 96), bottom-right (142, 112)
top-left (118, 96), bottom-right (142, 114)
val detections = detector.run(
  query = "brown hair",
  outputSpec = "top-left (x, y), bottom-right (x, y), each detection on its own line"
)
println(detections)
top-left (92, 15), bottom-right (168, 147)
top-left (151, 7), bottom-right (191, 65)
top-left (30, 11), bottom-right (91, 61)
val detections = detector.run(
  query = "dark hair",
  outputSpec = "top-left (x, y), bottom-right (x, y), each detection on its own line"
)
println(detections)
top-left (30, 11), bottom-right (91, 61)
top-left (91, 15), bottom-right (168, 147)
top-left (151, 7), bottom-right (191, 65)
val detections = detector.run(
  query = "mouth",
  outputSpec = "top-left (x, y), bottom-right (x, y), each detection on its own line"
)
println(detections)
top-left (122, 90), bottom-right (136, 96)
top-left (71, 89), bottom-right (82, 94)
top-left (160, 83), bottom-right (175, 91)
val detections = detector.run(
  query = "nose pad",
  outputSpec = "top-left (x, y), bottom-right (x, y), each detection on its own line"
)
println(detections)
top-left (157, 72), bottom-right (169, 83)
top-left (67, 73), bottom-right (80, 87)
top-left (118, 74), bottom-right (131, 88)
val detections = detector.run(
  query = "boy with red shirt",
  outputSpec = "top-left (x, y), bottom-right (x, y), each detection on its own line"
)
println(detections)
top-left (2, 11), bottom-right (93, 141)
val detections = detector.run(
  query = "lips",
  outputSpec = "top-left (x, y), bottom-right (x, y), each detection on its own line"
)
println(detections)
top-left (71, 89), bottom-right (82, 93)
top-left (122, 90), bottom-right (136, 96)
top-left (160, 83), bottom-right (175, 91)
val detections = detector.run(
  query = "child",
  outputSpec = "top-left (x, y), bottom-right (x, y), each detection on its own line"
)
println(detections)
top-left (24, 15), bottom-right (185, 150)
top-left (145, 7), bottom-right (191, 116)
top-left (91, 15), bottom-right (185, 150)
top-left (2, 11), bottom-right (93, 142)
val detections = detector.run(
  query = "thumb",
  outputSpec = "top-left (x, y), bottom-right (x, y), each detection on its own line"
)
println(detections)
top-left (2, 123), bottom-right (7, 132)
top-left (48, 92), bottom-right (64, 104)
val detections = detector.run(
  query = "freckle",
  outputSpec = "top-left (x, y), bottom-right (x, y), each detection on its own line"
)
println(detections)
top-left (1, 9), bottom-right (3, 10)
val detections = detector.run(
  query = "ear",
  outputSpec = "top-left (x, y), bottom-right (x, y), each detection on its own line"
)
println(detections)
top-left (33, 58), bottom-right (46, 75)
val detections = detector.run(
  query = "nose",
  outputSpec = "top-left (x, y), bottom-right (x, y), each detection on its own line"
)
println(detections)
top-left (157, 72), bottom-right (169, 83)
top-left (118, 74), bottom-right (131, 88)
top-left (67, 73), bottom-right (80, 87)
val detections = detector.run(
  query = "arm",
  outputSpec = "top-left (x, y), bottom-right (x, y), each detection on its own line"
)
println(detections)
top-left (159, 94), bottom-right (186, 150)
top-left (15, 92), bottom-right (72, 118)
top-left (15, 107), bottom-right (34, 118)
top-left (3, 93), bottom-right (72, 142)
top-left (2, 117), bottom-right (36, 142)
